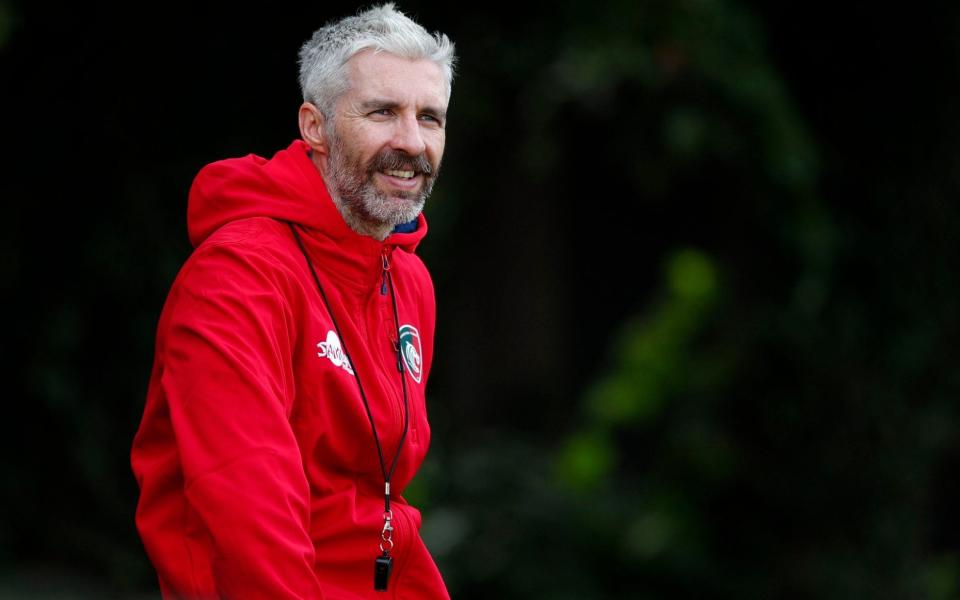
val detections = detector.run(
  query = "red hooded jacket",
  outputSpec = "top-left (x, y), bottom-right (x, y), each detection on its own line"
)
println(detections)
top-left (131, 140), bottom-right (447, 599)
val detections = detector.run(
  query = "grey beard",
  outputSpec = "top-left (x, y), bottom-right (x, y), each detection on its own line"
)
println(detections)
top-left (325, 136), bottom-right (437, 238)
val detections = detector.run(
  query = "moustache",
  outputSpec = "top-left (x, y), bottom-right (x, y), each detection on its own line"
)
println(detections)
top-left (369, 150), bottom-right (434, 176)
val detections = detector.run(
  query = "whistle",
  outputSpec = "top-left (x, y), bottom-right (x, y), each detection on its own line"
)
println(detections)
top-left (374, 553), bottom-right (393, 591)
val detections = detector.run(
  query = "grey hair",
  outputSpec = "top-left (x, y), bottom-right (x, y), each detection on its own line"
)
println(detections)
top-left (298, 3), bottom-right (456, 118)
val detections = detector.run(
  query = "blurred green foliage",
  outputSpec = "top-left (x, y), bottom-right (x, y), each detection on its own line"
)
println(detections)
top-left (414, 1), bottom-right (960, 599)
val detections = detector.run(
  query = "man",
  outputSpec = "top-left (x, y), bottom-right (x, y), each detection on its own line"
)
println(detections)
top-left (130, 4), bottom-right (455, 598)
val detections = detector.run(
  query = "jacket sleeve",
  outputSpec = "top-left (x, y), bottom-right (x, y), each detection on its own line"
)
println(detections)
top-left (161, 238), bottom-right (323, 599)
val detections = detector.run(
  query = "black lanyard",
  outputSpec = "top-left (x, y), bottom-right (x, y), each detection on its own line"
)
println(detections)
top-left (289, 223), bottom-right (409, 592)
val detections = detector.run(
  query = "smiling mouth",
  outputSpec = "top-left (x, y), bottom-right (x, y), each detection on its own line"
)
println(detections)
top-left (375, 170), bottom-right (424, 196)
top-left (382, 168), bottom-right (416, 179)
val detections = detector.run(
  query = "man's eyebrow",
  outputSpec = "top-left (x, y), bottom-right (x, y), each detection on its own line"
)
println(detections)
top-left (360, 99), bottom-right (400, 111)
top-left (360, 99), bottom-right (447, 121)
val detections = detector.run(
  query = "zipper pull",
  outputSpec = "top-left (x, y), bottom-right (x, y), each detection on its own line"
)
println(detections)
top-left (380, 251), bottom-right (390, 296)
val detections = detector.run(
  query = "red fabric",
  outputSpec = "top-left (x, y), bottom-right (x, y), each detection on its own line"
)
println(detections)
top-left (131, 140), bottom-right (447, 599)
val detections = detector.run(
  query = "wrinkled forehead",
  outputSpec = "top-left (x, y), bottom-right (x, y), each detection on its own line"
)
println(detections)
top-left (344, 50), bottom-right (449, 108)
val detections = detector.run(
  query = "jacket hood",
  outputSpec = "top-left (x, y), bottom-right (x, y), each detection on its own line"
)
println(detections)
top-left (187, 139), bottom-right (428, 252)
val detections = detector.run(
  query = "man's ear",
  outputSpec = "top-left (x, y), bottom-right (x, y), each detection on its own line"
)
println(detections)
top-left (298, 102), bottom-right (329, 158)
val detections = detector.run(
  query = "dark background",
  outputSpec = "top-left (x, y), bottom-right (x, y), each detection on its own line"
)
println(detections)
top-left (3, 1), bottom-right (960, 598)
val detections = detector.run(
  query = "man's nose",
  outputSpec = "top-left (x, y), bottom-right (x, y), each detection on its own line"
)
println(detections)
top-left (390, 114), bottom-right (427, 157)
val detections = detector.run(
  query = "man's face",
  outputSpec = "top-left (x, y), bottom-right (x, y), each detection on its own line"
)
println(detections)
top-left (323, 50), bottom-right (448, 229)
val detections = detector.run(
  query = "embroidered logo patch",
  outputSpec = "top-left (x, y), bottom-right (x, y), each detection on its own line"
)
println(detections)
top-left (399, 324), bottom-right (423, 383)
top-left (317, 330), bottom-right (354, 375)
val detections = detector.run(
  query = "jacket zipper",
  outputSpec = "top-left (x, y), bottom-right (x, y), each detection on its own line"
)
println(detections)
top-left (379, 248), bottom-right (410, 449)
top-left (380, 250), bottom-right (390, 296)
top-left (381, 248), bottom-right (420, 446)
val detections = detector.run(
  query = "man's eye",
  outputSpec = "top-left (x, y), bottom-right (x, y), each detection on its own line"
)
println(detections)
top-left (370, 109), bottom-right (393, 117)
top-left (419, 114), bottom-right (441, 124)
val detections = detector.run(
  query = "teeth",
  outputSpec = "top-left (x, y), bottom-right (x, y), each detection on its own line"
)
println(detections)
top-left (384, 169), bottom-right (415, 179)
